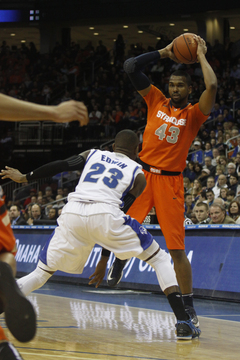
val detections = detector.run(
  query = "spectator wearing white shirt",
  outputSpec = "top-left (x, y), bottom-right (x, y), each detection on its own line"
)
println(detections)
top-left (212, 174), bottom-right (228, 198)
top-left (212, 148), bottom-right (220, 166)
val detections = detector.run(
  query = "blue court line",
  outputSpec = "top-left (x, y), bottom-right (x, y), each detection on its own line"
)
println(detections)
top-left (17, 346), bottom-right (168, 360)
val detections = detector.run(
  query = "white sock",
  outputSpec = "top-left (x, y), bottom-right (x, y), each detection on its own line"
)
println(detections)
top-left (17, 266), bottom-right (52, 296)
top-left (138, 240), bottom-right (178, 292)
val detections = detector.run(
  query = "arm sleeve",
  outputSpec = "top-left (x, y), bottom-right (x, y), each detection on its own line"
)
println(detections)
top-left (123, 51), bottom-right (160, 90)
top-left (26, 155), bottom-right (86, 181)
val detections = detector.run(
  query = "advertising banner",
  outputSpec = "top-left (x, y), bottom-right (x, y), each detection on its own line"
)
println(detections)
top-left (13, 225), bottom-right (240, 300)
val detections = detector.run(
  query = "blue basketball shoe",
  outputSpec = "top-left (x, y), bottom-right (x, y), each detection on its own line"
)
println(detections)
top-left (176, 319), bottom-right (201, 340)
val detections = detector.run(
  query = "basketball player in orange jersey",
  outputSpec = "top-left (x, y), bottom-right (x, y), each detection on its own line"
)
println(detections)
top-left (0, 95), bottom-right (88, 359)
top-left (92, 35), bottom-right (217, 328)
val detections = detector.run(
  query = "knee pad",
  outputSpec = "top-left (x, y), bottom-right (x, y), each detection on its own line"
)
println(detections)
top-left (145, 248), bottom-right (178, 292)
top-left (138, 240), bottom-right (160, 261)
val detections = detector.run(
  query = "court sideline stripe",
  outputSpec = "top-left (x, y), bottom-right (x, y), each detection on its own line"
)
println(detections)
top-left (18, 347), bottom-right (167, 360)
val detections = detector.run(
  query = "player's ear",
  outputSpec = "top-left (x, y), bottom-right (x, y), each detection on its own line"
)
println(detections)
top-left (112, 143), bottom-right (115, 151)
top-left (134, 144), bottom-right (139, 156)
top-left (188, 85), bottom-right (193, 95)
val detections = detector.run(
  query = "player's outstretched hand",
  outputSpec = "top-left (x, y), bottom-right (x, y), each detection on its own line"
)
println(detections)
top-left (0, 166), bottom-right (27, 183)
top-left (53, 100), bottom-right (89, 126)
top-left (88, 257), bottom-right (108, 288)
top-left (194, 35), bottom-right (207, 60)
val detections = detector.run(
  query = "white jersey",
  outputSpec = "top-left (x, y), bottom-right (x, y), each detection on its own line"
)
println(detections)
top-left (36, 149), bottom-right (177, 292)
top-left (68, 149), bottom-right (143, 207)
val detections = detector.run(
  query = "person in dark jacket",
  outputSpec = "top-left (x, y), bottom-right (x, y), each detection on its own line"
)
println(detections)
top-left (9, 205), bottom-right (27, 225)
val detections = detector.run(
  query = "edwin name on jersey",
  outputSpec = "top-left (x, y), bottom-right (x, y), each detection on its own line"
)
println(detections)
top-left (101, 154), bottom-right (128, 169)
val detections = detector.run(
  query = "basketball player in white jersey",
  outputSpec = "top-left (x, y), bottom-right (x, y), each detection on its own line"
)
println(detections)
top-left (1, 130), bottom-right (200, 340)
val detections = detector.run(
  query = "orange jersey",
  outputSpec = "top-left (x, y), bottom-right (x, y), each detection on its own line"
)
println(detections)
top-left (139, 85), bottom-right (209, 172)
top-left (0, 198), bottom-right (16, 254)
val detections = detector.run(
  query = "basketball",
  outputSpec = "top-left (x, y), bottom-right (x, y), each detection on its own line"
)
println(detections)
top-left (173, 33), bottom-right (198, 64)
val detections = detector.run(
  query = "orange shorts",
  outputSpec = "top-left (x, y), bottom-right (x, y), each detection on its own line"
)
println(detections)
top-left (0, 200), bottom-right (17, 255)
top-left (127, 170), bottom-right (185, 250)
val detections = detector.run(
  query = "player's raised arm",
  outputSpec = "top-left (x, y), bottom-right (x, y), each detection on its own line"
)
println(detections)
top-left (124, 41), bottom-right (179, 98)
top-left (0, 93), bottom-right (89, 126)
top-left (194, 36), bottom-right (217, 115)
top-left (0, 150), bottom-right (91, 183)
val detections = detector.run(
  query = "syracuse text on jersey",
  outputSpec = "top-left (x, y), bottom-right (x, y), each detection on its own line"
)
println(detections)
top-left (156, 110), bottom-right (187, 126)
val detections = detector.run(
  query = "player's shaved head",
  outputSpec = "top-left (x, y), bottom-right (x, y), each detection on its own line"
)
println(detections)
top-left (170, 70), bottom-right (192, 86)
top-left (113, 130), bottom-right (139, 159)
top-left (115, 130), bottom-right (139, 149)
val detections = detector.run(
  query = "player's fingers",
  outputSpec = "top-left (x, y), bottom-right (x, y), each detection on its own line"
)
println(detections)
top-left (76, 108), bottom-right (87, 117)
top-left (88, 278), bottom-right (95, 285)
top-left (194, 35), bottom-right (203, 44)
top-left (95, 277), bottom-right (104, 288)
top-left (76, 112), bottom-right (88, 126)
top-left (78, 109), bottom-right (89, 121)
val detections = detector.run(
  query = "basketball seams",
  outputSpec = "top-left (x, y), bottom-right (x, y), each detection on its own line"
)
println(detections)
top-left (183, 35), bottom-right (193, 62)
top-left (173, 40), bottom-right (192, 64)
top-left (173, 33), bottom-right (197, 64)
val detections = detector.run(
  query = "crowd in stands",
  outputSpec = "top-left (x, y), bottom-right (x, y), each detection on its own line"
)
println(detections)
top-left (183, 155), bottom-right (240, 224)
top-left (2, 33), bottom-right (240, 225)
top-left (6, 183), bottom-right (72, 226)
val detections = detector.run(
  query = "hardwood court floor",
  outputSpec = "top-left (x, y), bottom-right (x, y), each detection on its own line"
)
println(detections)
top-left (2, 283), bottom-right (240, 360)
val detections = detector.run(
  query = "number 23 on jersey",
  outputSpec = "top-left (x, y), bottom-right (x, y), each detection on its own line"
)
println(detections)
top-left (83, 163), bottom-right (123, 189)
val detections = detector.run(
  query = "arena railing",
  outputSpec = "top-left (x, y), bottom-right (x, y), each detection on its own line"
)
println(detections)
top-left (14, 121), bottom-right (65, 146)
top-left (231, 98), bottom-right (240, 118)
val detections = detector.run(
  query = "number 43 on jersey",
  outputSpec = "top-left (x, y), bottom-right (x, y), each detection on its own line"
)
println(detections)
top-left (155, 124), bottom-right (180, 144)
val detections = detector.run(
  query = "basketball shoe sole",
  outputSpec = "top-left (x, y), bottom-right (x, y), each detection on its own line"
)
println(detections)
top-left (0, 262), bottom-right (36, 342)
